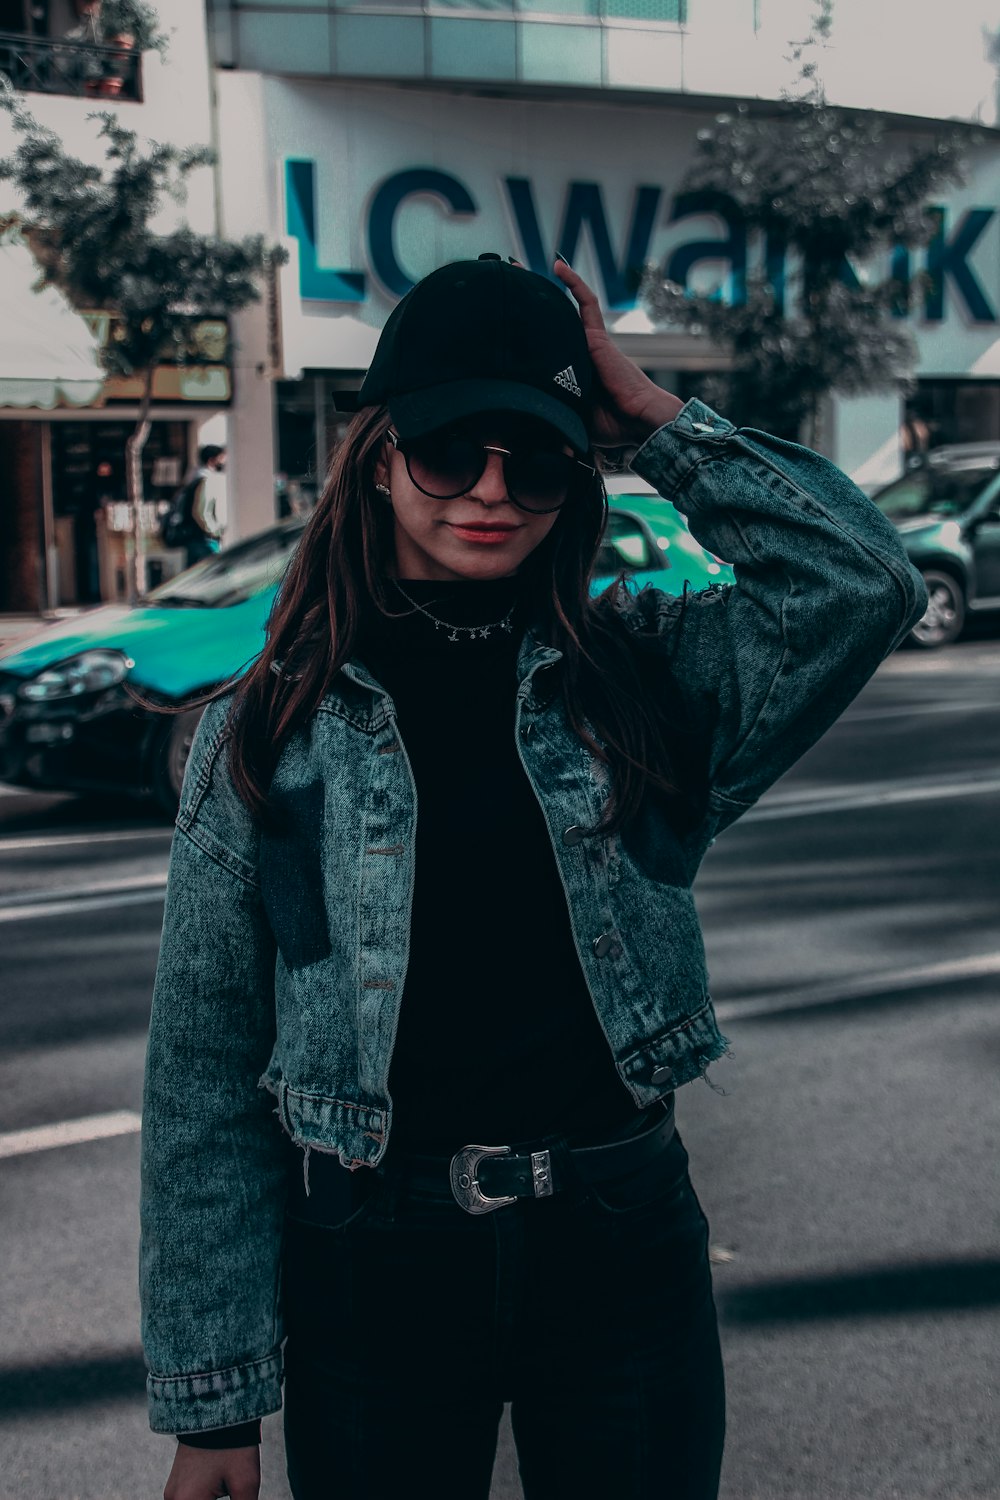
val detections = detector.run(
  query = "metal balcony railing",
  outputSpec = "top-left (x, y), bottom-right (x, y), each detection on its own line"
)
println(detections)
top-left (0, 31), bottom-right (143, 101)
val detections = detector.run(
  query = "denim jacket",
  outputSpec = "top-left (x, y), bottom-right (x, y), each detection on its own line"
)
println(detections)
top-left (140, 399), bottom-right (926, 1433)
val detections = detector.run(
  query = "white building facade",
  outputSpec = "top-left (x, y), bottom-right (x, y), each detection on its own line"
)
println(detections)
top-left (7, 0), bottom-right (999, 599)
top-left (207, 0), bottom-right (1000, 536)
top-left (0, 0), bottom-right (225, 612)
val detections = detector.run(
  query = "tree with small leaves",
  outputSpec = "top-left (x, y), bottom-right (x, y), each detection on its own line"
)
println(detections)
top-left (643, 0), bottom-right (970, 448)
top-left (0, 80), bottom-right (285, 601)
top-left (97, 0), bottom-right (169, 54)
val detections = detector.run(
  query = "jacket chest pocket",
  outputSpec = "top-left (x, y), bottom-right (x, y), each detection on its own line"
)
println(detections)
top-left (260, 780), bottom-right (333, 971)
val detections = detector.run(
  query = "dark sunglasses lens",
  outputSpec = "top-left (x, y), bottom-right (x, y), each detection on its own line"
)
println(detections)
top-left (406, 435), bottom-right (483, 498)
top-left (507, 450), bottom-right (578, 512)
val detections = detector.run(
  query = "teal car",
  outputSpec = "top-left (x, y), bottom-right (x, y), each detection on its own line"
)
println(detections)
top-left (0, 497), bottom-right (734, 812)
top-left (600, 475), bottom-right (734, 593)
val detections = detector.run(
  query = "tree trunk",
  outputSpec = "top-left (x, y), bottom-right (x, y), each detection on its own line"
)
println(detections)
top-left (125, 368), bottom-right (154, 606)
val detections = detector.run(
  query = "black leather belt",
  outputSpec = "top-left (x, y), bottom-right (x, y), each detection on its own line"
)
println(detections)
top-left (403, 1097), bottom-right (677, 1215)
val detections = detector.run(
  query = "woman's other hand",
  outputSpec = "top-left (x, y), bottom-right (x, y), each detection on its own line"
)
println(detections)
top-left (163, 1441), bottom-right (261, 1500)
top-left (552, 257), bottom-right (684, 449)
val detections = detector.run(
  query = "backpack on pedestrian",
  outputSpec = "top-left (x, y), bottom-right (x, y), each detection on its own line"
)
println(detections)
top-left (159, 474), bottom-right (204, 549)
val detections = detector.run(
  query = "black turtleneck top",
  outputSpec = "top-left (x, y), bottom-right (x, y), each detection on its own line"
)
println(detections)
top-left (357, 577), bottom-right (637, 1155)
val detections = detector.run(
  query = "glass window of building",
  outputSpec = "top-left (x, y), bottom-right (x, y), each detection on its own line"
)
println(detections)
top-left (907, 380), bottom-right (1000, 450)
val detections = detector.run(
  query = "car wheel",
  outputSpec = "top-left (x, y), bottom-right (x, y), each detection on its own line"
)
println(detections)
top-left (152, 707), bottom-right (204, 816)
top-left (908, 570), bottom-right (966, 649)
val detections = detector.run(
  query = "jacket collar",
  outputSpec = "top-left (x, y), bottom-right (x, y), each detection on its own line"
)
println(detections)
top-left (517, 627), bottom-right (563, 689)
top-left (322, 625), bottom-right (564, 722)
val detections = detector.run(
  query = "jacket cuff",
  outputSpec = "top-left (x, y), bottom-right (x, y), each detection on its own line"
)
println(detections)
top-left (630, 399), bottom-right (737, 497)
top-left (147, 1351), bottom-right (282, 1435)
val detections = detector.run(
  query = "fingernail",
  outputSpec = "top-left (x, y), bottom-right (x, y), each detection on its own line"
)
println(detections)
top-left (555, 251), bottom-right (572, 268)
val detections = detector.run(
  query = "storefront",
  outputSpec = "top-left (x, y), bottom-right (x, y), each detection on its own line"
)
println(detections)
top-left (216, 75), bottom-right (1000, 516)
top-left (0, 232), bottom-right (232, 612)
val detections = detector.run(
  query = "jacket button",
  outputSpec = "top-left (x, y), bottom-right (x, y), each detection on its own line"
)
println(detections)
top-left (562, 825), bottom-right (586, 846)
top-left (651, 1065), bottom-right (674, 1086)
top-left (592, 931), bottom-right (618, 958)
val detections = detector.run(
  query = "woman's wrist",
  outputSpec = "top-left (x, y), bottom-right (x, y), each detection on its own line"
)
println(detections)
top-left (608, 390), bottom-right (684, 448)
top-left (631, 390), bottom-right (684, 441)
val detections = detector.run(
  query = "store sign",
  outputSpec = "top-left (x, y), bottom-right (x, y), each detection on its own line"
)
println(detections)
top-left (284, 158), bottom-right (997, 324)
top-left (79, 313), bottom-right (233, 403)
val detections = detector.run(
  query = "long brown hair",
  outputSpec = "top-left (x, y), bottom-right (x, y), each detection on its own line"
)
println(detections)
top-left (214, 404), bottom-right (688, 838)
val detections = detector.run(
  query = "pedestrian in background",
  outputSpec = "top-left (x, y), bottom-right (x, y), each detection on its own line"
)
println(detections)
top-left (184, 443), bottom-right (227, 567)
top-left (140, 254), bottom-right (927, 1500)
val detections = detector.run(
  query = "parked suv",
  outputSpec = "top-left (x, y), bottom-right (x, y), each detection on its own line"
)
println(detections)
top-left (872, 445), bottom-right (1000, 647)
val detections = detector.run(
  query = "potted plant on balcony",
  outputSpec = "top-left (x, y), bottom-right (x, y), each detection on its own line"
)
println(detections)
top-left (67, 0), bottom-right (166, 97)
top-left (98, 0), bottom-right (167, 56)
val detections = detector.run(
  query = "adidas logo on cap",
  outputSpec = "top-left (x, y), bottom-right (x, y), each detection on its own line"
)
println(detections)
top-left (553, 365), bottom-right (582, 398)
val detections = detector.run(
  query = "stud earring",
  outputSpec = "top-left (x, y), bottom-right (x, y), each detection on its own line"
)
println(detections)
top-left (375, 482), bottom-right (391, 498)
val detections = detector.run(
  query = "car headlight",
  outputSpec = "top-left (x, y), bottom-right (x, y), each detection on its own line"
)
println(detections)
top-left (17, 650), bottom-right (134, 703)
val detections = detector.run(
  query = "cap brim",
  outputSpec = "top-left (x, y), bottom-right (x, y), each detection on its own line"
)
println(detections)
top-left (389, 379), bottom-right (589, 454)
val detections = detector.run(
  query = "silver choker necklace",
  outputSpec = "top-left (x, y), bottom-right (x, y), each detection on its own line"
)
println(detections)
top-left (393, 582), bottom-right (516, 643)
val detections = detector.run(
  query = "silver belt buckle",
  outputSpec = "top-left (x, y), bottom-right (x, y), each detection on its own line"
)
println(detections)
top-left (449, 1143), bottom-right (554, 1214)
top-left (450, 1144), bottom-right (515, 1214)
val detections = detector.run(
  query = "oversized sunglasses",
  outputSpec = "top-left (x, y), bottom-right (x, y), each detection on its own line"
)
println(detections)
top-left (387, 429), bottom-right (595, 514)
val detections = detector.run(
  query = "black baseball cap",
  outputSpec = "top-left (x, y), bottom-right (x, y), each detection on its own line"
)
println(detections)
top-left (357, 254), bottom-right (593, 454)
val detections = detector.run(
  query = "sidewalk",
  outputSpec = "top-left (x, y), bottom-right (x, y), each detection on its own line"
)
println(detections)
top-left (0, 609), bottom-right (91, 654)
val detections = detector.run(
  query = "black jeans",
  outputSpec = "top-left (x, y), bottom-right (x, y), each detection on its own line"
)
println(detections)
top-left (281, 1124), bottom-right (726, 1499)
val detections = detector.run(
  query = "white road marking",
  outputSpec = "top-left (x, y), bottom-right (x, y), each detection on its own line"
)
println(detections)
top-left (0, 828), bottom-right (170, 852)
top-left (0, 1110), bottom-right (142, 1159)
top-left (743, 770), bottom-right (1000, 822)
top-left (877, 644), bottom-right (1000, 674)
top-left (714, 951), bottom-right (1000, 1020)
top-left (1, 871), bottom-right (168, 907)
top-left (0, 771), bottom-right (997, 919)
top-left (842, 699), bottom-right (991, 722)
top-left (1, 945), bottom-right (993, 1153)
top-left (0, 873), bottom-right (168, 923)
top-left (0, 889), bottom-right (168, 923)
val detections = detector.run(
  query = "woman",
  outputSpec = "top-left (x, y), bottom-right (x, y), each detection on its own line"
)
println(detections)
top-left (142, 254), bottom-right (926, 1500)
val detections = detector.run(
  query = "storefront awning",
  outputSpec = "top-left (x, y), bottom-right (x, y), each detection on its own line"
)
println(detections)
top-left (0, 230), bottom-right (105, 410)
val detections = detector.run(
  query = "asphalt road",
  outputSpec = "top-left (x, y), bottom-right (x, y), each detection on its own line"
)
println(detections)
top-left (1, 640), bottom-right (998, 1500)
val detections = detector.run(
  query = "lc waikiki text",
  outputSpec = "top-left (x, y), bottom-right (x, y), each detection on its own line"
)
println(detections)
top-left (285, 158), bottom-right (999, 324)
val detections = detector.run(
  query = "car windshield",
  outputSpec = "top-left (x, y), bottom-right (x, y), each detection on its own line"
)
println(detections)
top-left (147, 524), bottom-right (306, 608)
top-left (594, 511), bottom-right (666, 575)
top-left (873, 462), bottom-right (999, 520)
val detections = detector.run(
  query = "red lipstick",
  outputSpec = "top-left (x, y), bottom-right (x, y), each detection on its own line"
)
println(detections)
top-left (447, 522), bottom-right (521, 544)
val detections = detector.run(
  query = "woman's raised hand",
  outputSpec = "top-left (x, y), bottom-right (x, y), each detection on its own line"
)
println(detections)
top-left (552, 258), bottom-right (684, 450)
top-left (163, 1441), bottom-right (261, 1500)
